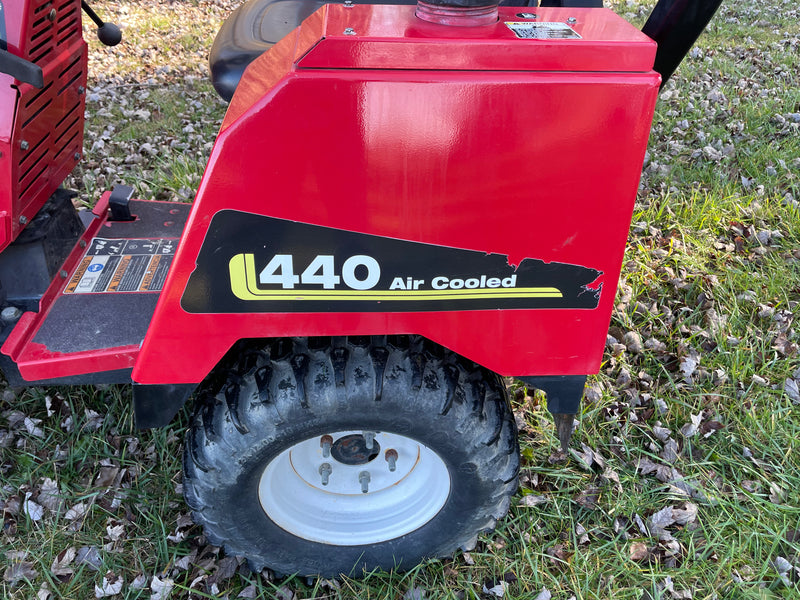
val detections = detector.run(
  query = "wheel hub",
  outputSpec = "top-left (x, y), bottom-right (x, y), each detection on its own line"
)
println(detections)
top-left (330, 433), bottom-right (380, 465)
top-left (258, 430), bottom-right (451, 545)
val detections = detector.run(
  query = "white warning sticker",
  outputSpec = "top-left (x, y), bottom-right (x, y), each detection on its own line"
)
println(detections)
top-left (64, 238), bottom-right (178, 294)
top-left (505, 22), bottom-right (581, 39)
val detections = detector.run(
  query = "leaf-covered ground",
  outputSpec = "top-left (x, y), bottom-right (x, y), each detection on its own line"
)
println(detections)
top-left (1, 1), bottom-right (799, 599)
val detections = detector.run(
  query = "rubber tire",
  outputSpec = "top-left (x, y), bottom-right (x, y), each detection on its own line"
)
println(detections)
top-left (183, 336), bottom-right (519, 578)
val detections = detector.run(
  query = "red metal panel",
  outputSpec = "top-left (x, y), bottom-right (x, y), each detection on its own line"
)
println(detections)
top-left (298, 6), bottom-right (656, 72)
top-left (133, 5), bottom-right (659, 385)
top-left (0, 0), bottom-right (86, 252)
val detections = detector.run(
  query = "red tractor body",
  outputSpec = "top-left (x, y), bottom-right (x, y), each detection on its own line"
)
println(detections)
top-left (4, 5), bottom-right (659, 388)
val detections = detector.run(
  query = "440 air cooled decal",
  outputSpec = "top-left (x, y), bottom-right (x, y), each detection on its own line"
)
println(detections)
top-left (180, 211), bottom-right (603, 313)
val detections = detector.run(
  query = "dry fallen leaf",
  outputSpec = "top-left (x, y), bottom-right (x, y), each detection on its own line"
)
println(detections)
top-left (24, 417), bottom-right (44, 438)
top-left (150, 575), bottom-right (174, 600)
top-left (652, 425), bottom-right (672, 442)
top-left (574, 486), bottom-right (601, 510)
top-left (106, 520), bottom-right (126, 542)
top-left (482, 580), bottom-right (508, 598)
top-left (274, 585), bottom-right (296, 600)
top-left (37, 478), bottom-right (62, 513)
top-left (672, 503), bottom-right (698, 525)
top-left (601, 466), bottom-right (622, 491)
top-left (130, 573), bottom-right (147, 589)
top-left (4, 551), bottom-right (38, 585)
top-left (648, 506), bottom-right (676, 541)
top-left (75, 546), bottom-right (103, 572)
top-left (94, 572), bottom-right (123, 598)
top-left (65, 502), bottom-right (88, 521)
top-left (37, 583), bottom-right (52, 600)
top-left (94, 466), bottom-right (120, 489)
top-left (629, 541), bottom-right (649, 561)
top-left (533, 588), bottom-right (552, 600)
top-left (518, 494), bottom-right (548, 507)
top-left (679, 353), bottom-right (700, 382)
top-left (660, 439), bottom-right (680, 464)
top-left (51, 546), bottom-right (77, 578)
top-left (680, 413), bottom-right (703, 438)
top-left (575, 523), bottom-right (589, 545)
top-left (237, 585), bottom-right (258, 599)
top-left (23, 493), bottom-right (44, 522)
top-left (662, 575), bottom-right (693, 599)
top-left (403, 586), bottom-right (427, 600)
top-left (174, 549), bottom-right (198, 572)
top-left (784, 378), bottom-right (800, 404)
top-left (167, 513), bottom-right (194, 543)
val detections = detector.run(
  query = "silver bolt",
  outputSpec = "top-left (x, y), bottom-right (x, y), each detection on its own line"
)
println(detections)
top-left (385, 449), bottom-right (398, 472)
top-left (344, 28), bottom-right (356, 36)
top-left (359, 471), bottom-right (370, 494)
top-left (78, 86), bottom-right (85, 95)
top-left (79, 239), bottom-right (87, 248)
top-left (19, 215), bottom-right (28, 225)
top-left (47, 9), bottom-right (57, 22)
top-left (567, 17), bottom-right (577, 23)
top-left (60, 270), bottom-right (68, 278)
top-left (319, 463), bottom-right (332, 486)
top-left (1, 306), bottom-right (22, 325)
top-left (20, 140), bottom-right (29, 151)
top-left (73, 152), bottom-right (81, 161)
top-left (344, 0), bottom-right (354, 6)
top-left (320, 434), bottom-right (333, 458)
top-left (363, 431), bottom-right (375, 450)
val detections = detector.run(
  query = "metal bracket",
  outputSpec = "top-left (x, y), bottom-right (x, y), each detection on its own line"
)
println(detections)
top-left (515, 374), bottom-right (586, 415)
top-left (133, 383), bottom-right (196, 429)
top-left (108, 185), bottom-right (136, 222)
top-left (515, 374), bottom-right (586, 452)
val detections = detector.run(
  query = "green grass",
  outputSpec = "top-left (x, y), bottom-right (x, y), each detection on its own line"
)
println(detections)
top-left (2, 1), bottom-right (799, 598)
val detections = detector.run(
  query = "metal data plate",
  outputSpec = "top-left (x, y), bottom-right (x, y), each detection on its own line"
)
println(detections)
top-left (505, 22), bottom-right (582, 40)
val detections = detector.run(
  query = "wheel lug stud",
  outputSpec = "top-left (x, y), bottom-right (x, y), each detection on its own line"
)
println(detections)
top-left (319, 463), bottom-right (332, 486)
top-left (385, 449), bottom-right (398, 472)
top-left (363, 431), bottom-right (376, 450)
top-left (359, 470), bottom-right (371, 493)
top-left (320, 435), bottom-right (333, 458)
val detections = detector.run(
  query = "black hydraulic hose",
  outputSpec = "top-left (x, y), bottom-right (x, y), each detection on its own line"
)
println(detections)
top-left (642, 0), bottom-right (724, 87)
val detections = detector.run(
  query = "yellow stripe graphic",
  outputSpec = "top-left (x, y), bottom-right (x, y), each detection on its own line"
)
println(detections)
top-left (229, 254), bottom-right (562, 302)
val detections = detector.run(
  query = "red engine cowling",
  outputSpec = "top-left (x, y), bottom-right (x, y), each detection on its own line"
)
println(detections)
top-left (0, 0), bottom-right (87, 252)
top-left (134, 5), bottom-right (661, 385)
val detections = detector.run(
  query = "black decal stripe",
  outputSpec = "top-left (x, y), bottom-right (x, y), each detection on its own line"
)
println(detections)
top-left (182, 210), bottom-right (602, 314)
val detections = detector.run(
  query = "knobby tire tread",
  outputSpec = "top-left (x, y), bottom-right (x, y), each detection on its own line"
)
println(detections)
top-left (183, 336), bottom-right (519, 577)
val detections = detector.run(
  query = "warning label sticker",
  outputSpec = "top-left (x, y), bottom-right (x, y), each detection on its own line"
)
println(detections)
top-left (505, 22), bottom-right (581, 39)
top-left (65, 238), bottom-right (178, 294)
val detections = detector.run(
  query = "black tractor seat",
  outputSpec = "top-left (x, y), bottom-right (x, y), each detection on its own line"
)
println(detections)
top-left (209, 0), bottom-right (599, 102)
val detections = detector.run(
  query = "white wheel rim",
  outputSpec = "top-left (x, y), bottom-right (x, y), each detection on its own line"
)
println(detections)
top-left (258, 430), bottom-right (451, 545)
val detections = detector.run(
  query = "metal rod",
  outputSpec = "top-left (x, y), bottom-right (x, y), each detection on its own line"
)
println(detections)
top-left (81, 1), bottom-right (105, 28)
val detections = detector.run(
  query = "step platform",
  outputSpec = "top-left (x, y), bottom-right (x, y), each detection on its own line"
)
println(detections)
top-left (2, 192), bottom-right (190, 384)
